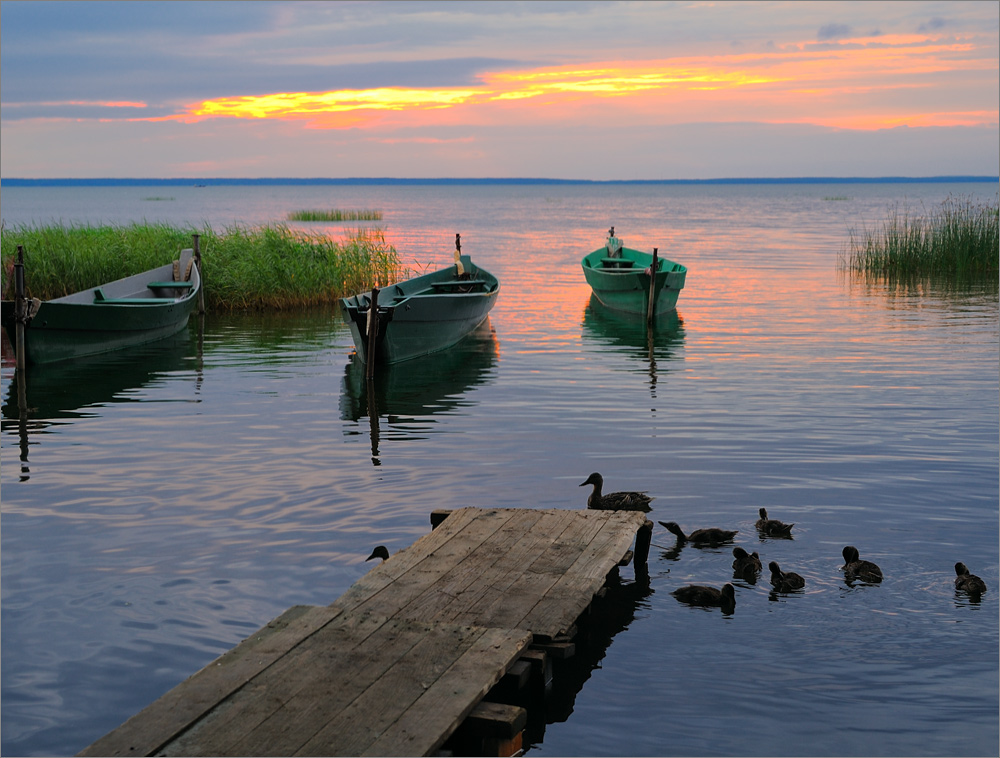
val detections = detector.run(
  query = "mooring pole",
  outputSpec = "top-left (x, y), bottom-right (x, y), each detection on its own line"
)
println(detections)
top-left (454, 233), bottom-right (465, 277)
top-left (192, 234), bottom-right (205, 315)
top-left (14, 245), bottom-right (27, 373)
top-left (365, 287), bottom-right (380, 380)
top-left (646, 247), bottom-right (659, 326)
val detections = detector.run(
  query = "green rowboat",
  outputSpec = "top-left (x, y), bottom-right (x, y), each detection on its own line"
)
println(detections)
top-left (1, 249), bottom-right (201, 365)
top-left (581, 228), bottom-right (687, 317)
top-left (340, 237), bottom-right (500, 366)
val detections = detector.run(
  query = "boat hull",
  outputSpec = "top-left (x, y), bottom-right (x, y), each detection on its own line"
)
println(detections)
top-left (1, 254), bottom-right (201, 365)
top-left (581, 246), bottom-right (686, 316)
top-left (340, 254), bottom-right (500, 364)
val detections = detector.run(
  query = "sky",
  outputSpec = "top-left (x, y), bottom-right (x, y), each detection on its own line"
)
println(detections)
top-left (1, 0), bottom-right (998, 180)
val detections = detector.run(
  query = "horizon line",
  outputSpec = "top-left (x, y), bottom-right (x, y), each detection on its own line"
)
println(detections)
top-left (2, 175), bottom-right (998, 187)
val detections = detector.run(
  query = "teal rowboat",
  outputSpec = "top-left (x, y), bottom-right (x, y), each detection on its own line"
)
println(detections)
top-left (581, 228), bottom-right (687, 317)
top-left (1, 249), bottom-right (201, 365)
top-left (340, 238), bottom-right (499, 365)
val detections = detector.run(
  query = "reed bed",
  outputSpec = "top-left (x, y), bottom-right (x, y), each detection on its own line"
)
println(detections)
top-left (842, 195), bottom-right (998, 278)
top-left (1, 222), bottom-right (407, 310)
top-left (287, 209), bottom-right (383, 222)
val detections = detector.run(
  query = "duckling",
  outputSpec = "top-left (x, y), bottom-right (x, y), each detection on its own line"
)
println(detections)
top-left (755, 507), bottom-right (794, 537)
top-left (955, 562), bottom-right (987, 595)
top-left (580, 472), bottom-right (652, 512)
top-left (732, 546), bottom-right (763, 576)
top-left (659, 521), bottom-right (737, 546)
top-left (768, 560), bottom-right (805, 591)
top-left (842, 546), bottom-right (882, 583)
top-left (671, 582), bottom-right (736, 611)
top-left (366, 545), bottom-right (390, 562)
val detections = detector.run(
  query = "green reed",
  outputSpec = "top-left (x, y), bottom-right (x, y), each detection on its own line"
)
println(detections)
top-left (287, 209), bottom-right (383, 222)
top-left (1, 222), bottom-right (407, 310)
top-left (842, 195), bottom-right (999, 278)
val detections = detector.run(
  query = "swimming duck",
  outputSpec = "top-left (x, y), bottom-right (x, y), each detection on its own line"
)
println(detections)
top-left (955, 562), bottom-right (987, 595)
top-left (768, 560), bottom-right (805, 591)
top-left (671, 582), bottom-right (736, 611)
top-left (842, 546), bottom-right (882, 583)
top-left (580, 472), bottom-right (652, 512)
top-left (755, 508), bottom-right (794, 537)
top-left (366, 545), bottom-right (390, 562)
top-left (732, 546), bottom-right (763, 575)
top-left (659, 521), bottom-right (737, 546)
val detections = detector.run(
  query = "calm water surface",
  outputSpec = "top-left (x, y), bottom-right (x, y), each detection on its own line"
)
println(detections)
top-left (2, 183), bottom-right (998, 756)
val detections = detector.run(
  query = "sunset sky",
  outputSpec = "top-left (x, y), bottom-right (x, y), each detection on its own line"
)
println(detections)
top-left (1, 0), bottom-right (997, 179)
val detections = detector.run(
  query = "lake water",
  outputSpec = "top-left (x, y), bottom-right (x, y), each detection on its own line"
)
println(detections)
top-left (1, 182), bottom-right (998, 757)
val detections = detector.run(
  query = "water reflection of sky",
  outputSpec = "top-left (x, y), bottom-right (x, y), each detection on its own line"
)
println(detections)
top-left (2, 183), bottom-right (997, 757)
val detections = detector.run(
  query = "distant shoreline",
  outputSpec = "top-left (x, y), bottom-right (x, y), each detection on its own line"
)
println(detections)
top-left (2, 176), bottom-right (997, 187)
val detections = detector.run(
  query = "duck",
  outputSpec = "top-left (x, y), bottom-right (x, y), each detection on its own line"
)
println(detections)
top-left (580, 472), bottom-right (652, 512)
top-left (659, 521), bottom-right (737, 546)
top-left (954, 562), bottom-right (987, 595)
top-left (842, 546), bottom-right (882, 583)
top-left (755, 507), bottom-right (794, 537)
top-left (366, 545), bottom-right (390, 562)
top-left (768, 560), bottom-right (805, 591)
top-left (732, 546), bottom-right (763, 576)
top-left (671, 583), bottom-right (736, 611)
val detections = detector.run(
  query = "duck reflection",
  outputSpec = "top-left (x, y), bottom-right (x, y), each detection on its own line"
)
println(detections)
top-left (340, 320), bottom-right (498, 465)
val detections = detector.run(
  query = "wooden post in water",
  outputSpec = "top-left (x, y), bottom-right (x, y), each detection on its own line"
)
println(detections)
top-left (14, 245), bottom-right (27, 373)
top-left (192, 234), bottom-right (205, 315)
top-left (454, 233), bottom-right (465, 277)
top-left (365, 287), bottom-right (380, 380)
top-left (646, 248), bottom-right (659, 325)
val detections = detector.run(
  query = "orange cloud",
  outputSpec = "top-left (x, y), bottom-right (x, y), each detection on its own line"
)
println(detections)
top-left (138, 31), bottom-right (996, 132)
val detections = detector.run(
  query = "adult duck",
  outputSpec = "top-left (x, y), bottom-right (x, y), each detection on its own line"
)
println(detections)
top-left (580, 472), bottom-right (652, 512)
top-left (671, 583), bottom-right (736, 612)
top-left (768, 560), bottom-right (805, 592)
top-left (659, 521), bottom-right (737, 546)
top-left (732, 546), bottom-right (763, 576)
top-left (955, 562), bottom-right (987, 595)
top-left (755, 508), bottom-right (794, 538)
top-left (842, 546), bottom-right (882, 583)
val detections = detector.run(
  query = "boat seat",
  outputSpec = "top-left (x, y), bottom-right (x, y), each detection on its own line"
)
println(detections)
top-left (600, 258), bottom-right (634, 268)
top-left (93, 288), bottom-right (176, 304)
top-left (430, 279), bottom-right (489, 290)
top-left (148, 281), bottom-right (194, 290)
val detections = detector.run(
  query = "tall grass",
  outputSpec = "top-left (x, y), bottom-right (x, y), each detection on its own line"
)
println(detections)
top-left (842, 195), bottom-right (999, 278)
top-left (287, 209), bottom-right (383, 221)
top-left (1, 222), bottom-right (407, 310)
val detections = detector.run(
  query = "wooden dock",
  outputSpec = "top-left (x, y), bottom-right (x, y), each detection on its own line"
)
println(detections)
top-left (80, 507), bottom-right (653, 757)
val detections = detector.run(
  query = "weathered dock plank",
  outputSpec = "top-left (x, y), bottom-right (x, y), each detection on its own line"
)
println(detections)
top-left (79, 507), bottom-right (650, 757)
top-left (78, 604), bottom-right (344, 758)
top-left (333, 508), bottom-right (648, 639)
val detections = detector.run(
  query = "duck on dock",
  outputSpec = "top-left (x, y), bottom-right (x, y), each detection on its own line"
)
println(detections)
top-left (366, 545), bottom-right (390, 562)
top-left (580, 472), bottom-right (652, 512)
top-left (768, 561), bottom-right (805, 592)
top-left (671, 583), bottom-right (736, 612)
top-left (755, 508), bottom-right (794, 538)
top-left (732, 546), bottom-right (763, 579)
top-left (954, 562), bottom-right (987, 595)
top-left (659, 521), bottom-right (737, 546)
top-left (842, 546), bottom-right (883, 584)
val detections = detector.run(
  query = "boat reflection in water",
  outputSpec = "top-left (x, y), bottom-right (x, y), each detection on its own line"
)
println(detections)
top-left (580, 294), bottom-right (686, 398)
top-left (1, 330), bottom-right (197, 481)
top-left (339, 320), bottom-right (498, 465)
